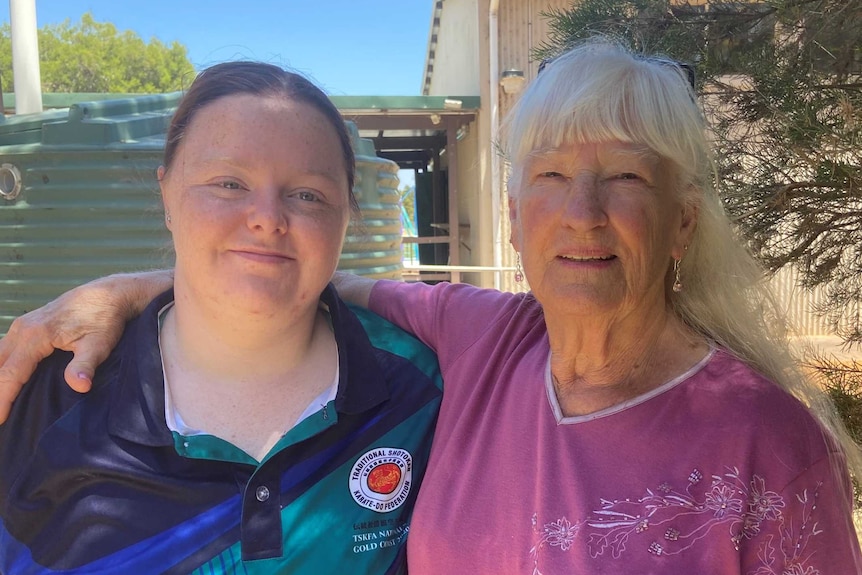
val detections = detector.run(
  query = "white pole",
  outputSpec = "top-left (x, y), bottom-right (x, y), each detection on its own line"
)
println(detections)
top-left (9, 0), bottom-right (43, 114)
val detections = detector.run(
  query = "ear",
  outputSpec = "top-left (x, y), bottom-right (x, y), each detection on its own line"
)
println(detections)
top-left (508, 197), bottom-right (523, 252)
top-left (673, 201), bottom-right (698, 259)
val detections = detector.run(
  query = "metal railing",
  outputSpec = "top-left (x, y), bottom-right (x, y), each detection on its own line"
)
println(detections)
top-left (400, 264), bottom-right (516, 285)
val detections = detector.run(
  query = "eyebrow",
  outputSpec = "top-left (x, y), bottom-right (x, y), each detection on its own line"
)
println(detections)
top-left (192, 158), bottom-right (345, 184)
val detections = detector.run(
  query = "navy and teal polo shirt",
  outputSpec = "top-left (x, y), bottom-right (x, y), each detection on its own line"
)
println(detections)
top-left (0, 286), bottom-right (442, 575)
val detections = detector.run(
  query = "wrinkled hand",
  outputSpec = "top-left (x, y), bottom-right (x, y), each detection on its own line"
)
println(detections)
top-left (0, 271), bottom-right (172, 423)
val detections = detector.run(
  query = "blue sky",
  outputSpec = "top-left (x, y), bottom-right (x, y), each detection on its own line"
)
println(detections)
top-left (0, 0), bottom-right (434, 96)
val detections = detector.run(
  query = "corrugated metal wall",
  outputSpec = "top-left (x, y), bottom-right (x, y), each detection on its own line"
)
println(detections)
top-left (0, 96), bottom-right (174, 334)
top-left (343, 129), bottom-right (403, 279)
top-left (498, 0), bottom-right (569, 84)
top-left (1, 149), bottom-right (172, 332)
top-left (769, 265), bottom-right (854, 338)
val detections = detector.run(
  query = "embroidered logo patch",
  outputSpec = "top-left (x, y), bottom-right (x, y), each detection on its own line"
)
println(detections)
top-left (349, 448), bottom-right (413, 513)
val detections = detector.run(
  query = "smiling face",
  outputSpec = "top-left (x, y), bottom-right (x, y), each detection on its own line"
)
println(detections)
top-left (510, 140), bottom-right (696, 320)
top-left (159, 94), bottom-right (350, 319)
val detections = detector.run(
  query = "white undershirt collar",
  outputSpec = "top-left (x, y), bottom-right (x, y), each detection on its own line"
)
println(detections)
top-left (157, 302), bottom-right (339, 437)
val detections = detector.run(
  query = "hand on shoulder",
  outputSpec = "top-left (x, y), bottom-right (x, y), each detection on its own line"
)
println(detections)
top-left (0, 270), bottom-right (172, 423)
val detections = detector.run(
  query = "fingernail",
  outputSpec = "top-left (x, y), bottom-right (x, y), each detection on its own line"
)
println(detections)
top-left (77, 373), bottom-right (92, 383)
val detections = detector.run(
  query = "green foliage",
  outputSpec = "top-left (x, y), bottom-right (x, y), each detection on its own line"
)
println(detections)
top-left (818, 362), bottom-right (862, 446)
top-left (0, 12), bottom-right (195, 93)
top-left (399, 184), bottom-right (416, 227)
top-left (537, 0), bottom-right (862, 347)
top-left (809, 357), bottom-right (862, 504)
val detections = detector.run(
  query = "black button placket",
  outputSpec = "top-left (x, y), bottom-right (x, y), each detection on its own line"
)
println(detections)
top-left (240, 463), bottom-right (283, 560)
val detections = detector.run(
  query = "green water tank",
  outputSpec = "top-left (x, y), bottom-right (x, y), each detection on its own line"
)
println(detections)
top-left (0, 94), bottom-right (402, 334)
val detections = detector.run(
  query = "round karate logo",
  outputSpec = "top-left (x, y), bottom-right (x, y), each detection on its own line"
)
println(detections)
top-left (349, 448), bottom-right (413, 513)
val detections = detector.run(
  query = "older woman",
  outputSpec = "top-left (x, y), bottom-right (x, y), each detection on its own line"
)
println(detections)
top-left (343, 43), bottom-right (862, 573)
top-left (0, 62), bottom-right (441, 574)
top-left (1, 41), bottom-right (860, 573)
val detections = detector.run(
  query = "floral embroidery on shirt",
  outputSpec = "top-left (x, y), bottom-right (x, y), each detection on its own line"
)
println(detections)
top-left (528, 468), bottom-right (824, 575)
top-left (749, 475), bottom-right (785, 521)
top-left (749, 487), bottom-right (823, 575)
top-left (541, 517), bottom-right (578, 551)
top-left (705, 483), bottom-right (745, 518)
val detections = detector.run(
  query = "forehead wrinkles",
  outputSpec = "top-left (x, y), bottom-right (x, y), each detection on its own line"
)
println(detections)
top-left (609, 145), bottom-right (662, 168)
top-left (523, 143), bottom-right (662, 166)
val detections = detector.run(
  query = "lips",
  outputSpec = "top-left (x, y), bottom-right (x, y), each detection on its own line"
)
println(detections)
top-left (558, 254), bottom-right (615, 262)
top-left (230, 248), bottom-right (292, 263)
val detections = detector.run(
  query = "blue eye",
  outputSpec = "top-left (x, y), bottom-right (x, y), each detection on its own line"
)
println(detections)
top-left (539, 171), bottom-right (564, 179)
top-left (220, 180), bottom-right (242, 190)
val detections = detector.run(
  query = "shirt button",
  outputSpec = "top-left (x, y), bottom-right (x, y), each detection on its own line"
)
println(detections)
top-left (255, 485), bottom-right (270, 502)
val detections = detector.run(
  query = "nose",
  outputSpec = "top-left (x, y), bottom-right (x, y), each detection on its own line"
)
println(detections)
top-left (560, 174), bottom-right (608, 230)
top-left (246, 189), bottom-right (288, 234)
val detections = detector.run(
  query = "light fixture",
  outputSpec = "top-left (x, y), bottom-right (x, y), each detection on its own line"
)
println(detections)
top-left (499, 69), bottom-right (526, 94)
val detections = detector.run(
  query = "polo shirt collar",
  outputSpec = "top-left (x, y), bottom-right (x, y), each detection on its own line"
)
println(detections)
top-left (321, 283), bottom-right (389, 414)
top-left (108, 285), bottom-right (390, 446)
top-left (108, 289), bottom-right (176, 447)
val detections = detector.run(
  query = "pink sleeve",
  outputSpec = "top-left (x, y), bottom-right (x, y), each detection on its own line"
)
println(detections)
top-left (368, 280), bottom-right (522, 366)
top-left (368, 280), bottom-right (441, 348)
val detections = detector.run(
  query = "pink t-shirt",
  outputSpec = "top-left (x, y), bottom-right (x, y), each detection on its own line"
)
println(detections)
top-left (369, 280), bottom-right (862, 575)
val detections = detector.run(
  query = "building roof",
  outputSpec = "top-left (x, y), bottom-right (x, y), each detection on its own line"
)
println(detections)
top-left (422, 1), bottom-right (445, 95)
top-left (1, 93), bottom-right (479, 170)
top-left (334, 96), bottom-right (479, 168)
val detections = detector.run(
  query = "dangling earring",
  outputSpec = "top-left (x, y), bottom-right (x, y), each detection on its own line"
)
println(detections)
top-left (514, 253), bottom-right (524, 283)
top-left (672, 259), bottom-right (683, 293)
top-left (165, 211), bottom-right (172, 224)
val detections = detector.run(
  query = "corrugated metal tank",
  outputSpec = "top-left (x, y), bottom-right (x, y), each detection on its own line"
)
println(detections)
top-left (0, 94), bottom-right (402, 335)
top-left (343, 123), bottom-right (403, 279)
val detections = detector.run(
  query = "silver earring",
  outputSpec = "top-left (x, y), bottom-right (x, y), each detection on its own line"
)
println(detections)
top-left (514, 253), bottom-right (524, 283)
top-left (672, 259), bottom-right (683, 293)
top-left (165, 211), bottom-right (171, 224)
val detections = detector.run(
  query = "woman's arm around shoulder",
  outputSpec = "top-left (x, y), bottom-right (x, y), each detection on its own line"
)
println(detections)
top-left (0, 269), bottom-right (173, 423)
top-left (331, 271), bottom-right (377, 309)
